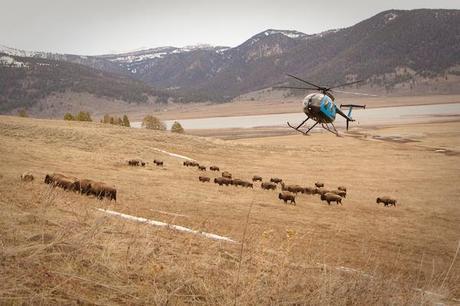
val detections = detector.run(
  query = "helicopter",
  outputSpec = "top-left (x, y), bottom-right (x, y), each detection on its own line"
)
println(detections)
top-left (275, 74), bottom-right (372, 136)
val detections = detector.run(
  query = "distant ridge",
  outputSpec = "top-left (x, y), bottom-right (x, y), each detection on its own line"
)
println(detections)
top-left (1, 8), bottom-right (460, 111)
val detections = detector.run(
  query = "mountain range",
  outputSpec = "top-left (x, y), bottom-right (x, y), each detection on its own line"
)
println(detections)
top-left (1, 8), bottom-right (460, 115)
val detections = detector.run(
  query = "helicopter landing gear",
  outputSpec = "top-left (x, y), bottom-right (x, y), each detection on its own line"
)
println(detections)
top-left (322, 122), bottom-right (340, 136)
top-left (287, 117), bottom-right (319, 135)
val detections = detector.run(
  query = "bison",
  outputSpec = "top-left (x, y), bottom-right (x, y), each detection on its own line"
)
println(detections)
top-left (321, 193), bottom-right (342, 205)
top-left (210, 166), bottom-right (220, 171)
top-left (270, 177), bottom-right (283, 184)
top-left (261, 182), bottom-right (277, 190)
top-left (214, 177), bottom-right (232, 186)
top-left (78, 179), bottom-right (95, 195)
top-left (128, 159), bottom-right (140, 166)
top-left (315, 182), bottom-right (324, 188)
top-left (199, 176), bottom-right (211, 183)
top-left (376, 196), bottom-right (397, 207)
top-left (338, 186), bottom-right (347, 192)
top-left (154, 159), bottom-right (163, 166)
top-left (21, 172), bottom-right (34, 182)
top-left (281, 182), bottom-right (304, 194)
top-left (278, 192), bottom-right (296, 205)
top-left (302, 186), bottom-right (318, 195)
top-left (330, 189), bottom-right (347, 198)
top-left (222, 171), bottom-right (232, 179)
top-left (252, 175), bottom-right (262, 182)
top-left (90, 182), bottom-right (117, 201)
top-left (198, 165), bottom-right (206, 171)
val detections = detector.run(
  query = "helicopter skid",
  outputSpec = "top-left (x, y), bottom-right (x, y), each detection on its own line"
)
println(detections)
top-left (287, 118), bottom-right (318, 135)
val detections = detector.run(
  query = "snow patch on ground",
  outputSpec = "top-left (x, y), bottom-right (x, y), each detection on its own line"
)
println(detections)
top-left (151, 147), bottom-right (195, 161)
top-left (98, 208), bottom-right (237, 243)
top-left (0, 55), bottom-right (27, 67)
top-left (384, 12), bottom-right (398, 23)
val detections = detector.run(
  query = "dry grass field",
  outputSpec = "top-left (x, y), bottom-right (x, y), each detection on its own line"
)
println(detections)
top-left (0, 115), bottom-right (459, 304)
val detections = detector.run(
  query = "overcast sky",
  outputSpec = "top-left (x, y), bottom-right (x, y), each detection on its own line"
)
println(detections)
top-left (1, 0), bottom-right (459, 55)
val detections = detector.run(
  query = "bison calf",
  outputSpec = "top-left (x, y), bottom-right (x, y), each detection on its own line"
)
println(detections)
top-left (252, 175), bottom-right (262, 182)
top-left (154, 159), bottom-right (163, 166)
top-left (210, 166), bottom-right (220, 171)
top-left (270, 177), bottom-right (283, 184)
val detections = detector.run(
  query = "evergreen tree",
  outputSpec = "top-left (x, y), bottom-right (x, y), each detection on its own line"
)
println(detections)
top-left (142, 115), bottom-right (166, 130)
top-left (171, 121), bottom-right (185, 133)
top-left (122, 115), bottom-right (130, 127)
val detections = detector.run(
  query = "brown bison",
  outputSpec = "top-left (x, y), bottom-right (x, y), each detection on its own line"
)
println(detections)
top-left (330, 189), bottom-right (347, 198)
top-left (78, 179), bottom-right (95, 195)
top-left (270, 177), bottom-right (283, 184)
top-left (90, 182), bottom-right (117, 201)
top-left (241, 181), bottom-right (253, 188)
top-left (281, 182), bottom-right (304, 194)
top-left (45, 173), bottom-right (79, 191)
top-left (198, 165), bottom-right (206, 171)
top-left (210, 166), bottom-right (220, 171)
top-left (252, 175), bottom-right (262, 182)
top-left (231, 178), bottom-right (244, 187)
top-left (317, 187), bottom-right (331, 196)
top-left (321, 193), bottom-right (342, 205)
top-left (302, 186), bottom-right (318, 195)
top-left (21, 172), bottom-right (34, 182)
top-left (154, 159), bottom-right (163, 166)
top-left (222, 171), bottom-right (232, 179)
top-left (315, 182), bottom-right (324, 188)
top-left (128, 159), bottom-right (140, 166)
top-left (338, 186), bottom-right (347, 192)
top-left (214, 177), bottom-right (232, 186)
top-left (278, 192), bottom-right (296, 205)
top-left (183, 161), bottom-right (198, 167)
top-left (376, 196), bottom-right (397, 207)
top-left (199, 176), bottom-right (211, 183)
top-left (261, 182), bottom-right (277, 190)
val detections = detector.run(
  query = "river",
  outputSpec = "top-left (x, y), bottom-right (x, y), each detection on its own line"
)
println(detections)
top-left (131, 103), bottom-right (460, 130)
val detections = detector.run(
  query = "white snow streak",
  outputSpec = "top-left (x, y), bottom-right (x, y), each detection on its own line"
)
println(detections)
top-left (97, 208), bottom-right (237, 243)
top-left (151, 147), bottom-right (195, 161)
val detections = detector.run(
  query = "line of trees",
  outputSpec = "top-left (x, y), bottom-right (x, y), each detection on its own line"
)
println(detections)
top-left (142, 115), bottom-right (184, 133)
top-left (101, 114), bottom-right (130, 127)
top-left (63, 111), bottom-right (92, 122)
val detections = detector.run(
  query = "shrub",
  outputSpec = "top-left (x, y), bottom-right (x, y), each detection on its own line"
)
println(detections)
top-left (63, 113), bottom-right (74, 121)
top-left (17, 109), bottom-right (28, 117)
top-left (171, 121), bottom-right (185, 134)
top-left (75, 111), bottom-right (92, 122)
top-left (142, 115), bottom-right (166, 131)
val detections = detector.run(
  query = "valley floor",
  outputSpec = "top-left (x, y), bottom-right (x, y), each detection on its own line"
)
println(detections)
top-left (0, 116), bottom-right (459, 304)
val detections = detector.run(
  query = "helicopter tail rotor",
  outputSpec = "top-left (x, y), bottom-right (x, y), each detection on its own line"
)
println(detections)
top-left (339, 104), bottom-right (366, 130)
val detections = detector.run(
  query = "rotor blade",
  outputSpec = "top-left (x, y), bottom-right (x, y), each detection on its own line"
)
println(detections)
top-left (286, 74), bottom-right (322, 89)
top-left (273, 86), bottom-right (318, 90)
top-left (328, 80), bottom-right (363, 90)
top-left (333, 89), bottom-right (378, 97)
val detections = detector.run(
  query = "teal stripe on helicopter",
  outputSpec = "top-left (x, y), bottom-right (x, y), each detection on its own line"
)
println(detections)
top-left (319, 95), bottom-right (336, 119)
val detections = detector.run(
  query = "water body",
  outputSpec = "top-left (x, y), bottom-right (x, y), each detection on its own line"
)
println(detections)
top-left (132, 103), bottom-right (460, 130)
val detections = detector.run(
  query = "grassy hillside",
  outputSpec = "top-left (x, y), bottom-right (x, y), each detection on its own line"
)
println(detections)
top-left (0, 54), bottom-right (171, 114)
top-left (0, 116), bottom-right (459, 304)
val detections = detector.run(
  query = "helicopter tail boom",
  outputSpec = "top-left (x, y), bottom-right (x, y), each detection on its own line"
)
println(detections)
top-left (338, 104), bottom-right (366, 130)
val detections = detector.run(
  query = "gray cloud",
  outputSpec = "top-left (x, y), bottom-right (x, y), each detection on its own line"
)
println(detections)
top-left (0, 0), bottom-right (459, 55)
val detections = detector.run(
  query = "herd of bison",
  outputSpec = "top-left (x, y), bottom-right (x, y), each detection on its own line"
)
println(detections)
top-left (20, 157), bottom-right (397, 207)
